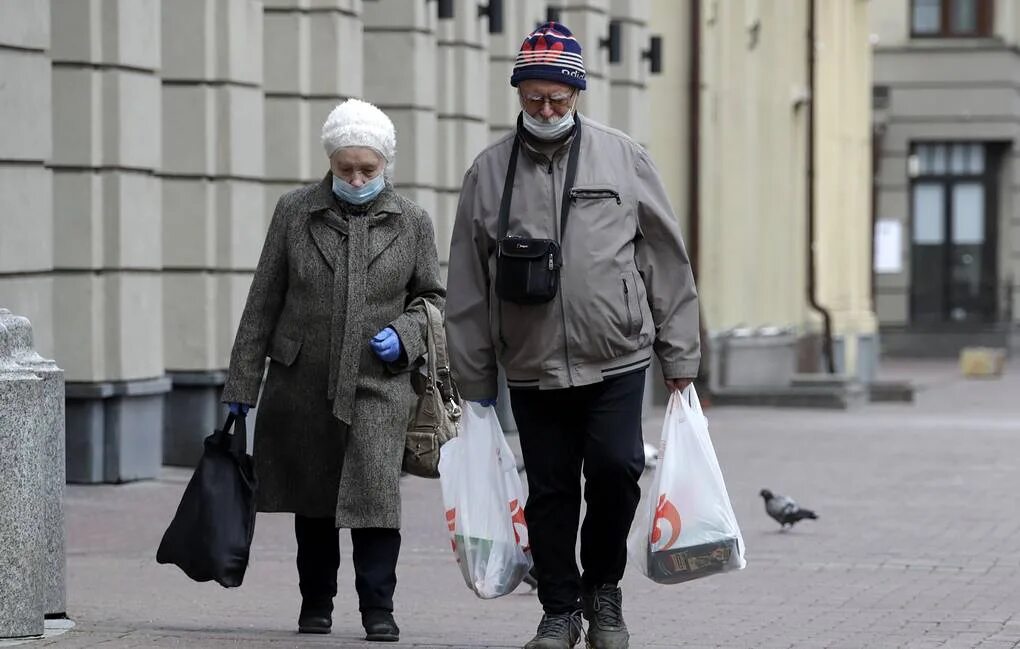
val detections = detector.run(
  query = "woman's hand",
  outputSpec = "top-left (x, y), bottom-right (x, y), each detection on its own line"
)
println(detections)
top-left (370, 327), bottom-right (403, 363)
top-left (228, 402), bottom-right (251, 417)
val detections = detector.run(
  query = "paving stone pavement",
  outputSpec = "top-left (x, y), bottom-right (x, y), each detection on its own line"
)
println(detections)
top-left (17, 360), bottom-right (1020, 649)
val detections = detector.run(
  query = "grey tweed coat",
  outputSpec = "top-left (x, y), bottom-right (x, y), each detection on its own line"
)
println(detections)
top-left (221, 174), bottom-right (445, 529)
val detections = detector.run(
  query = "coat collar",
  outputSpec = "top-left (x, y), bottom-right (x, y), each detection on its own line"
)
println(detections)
top-left (307, 172), bottom-right (404, 218)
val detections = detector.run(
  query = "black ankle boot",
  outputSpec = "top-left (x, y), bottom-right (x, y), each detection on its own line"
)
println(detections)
top-left (362, 608), bottom-right (399, 642)
top-left (298, 598), bottom-right (332, 634)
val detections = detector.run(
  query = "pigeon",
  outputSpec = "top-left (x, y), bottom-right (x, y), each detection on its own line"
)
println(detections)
top-left (760, 488), bottom-right (818, 529)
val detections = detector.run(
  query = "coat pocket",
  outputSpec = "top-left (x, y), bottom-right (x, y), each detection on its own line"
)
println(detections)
top-left (622, 272), bottom-right (644, 338)
top-left (268, 332), bottom-right (302, 367)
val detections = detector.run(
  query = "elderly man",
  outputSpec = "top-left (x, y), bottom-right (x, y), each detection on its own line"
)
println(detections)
top-left (445, 21), bottom-right (700, 649)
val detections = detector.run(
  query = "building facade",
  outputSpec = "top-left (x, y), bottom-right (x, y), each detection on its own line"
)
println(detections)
top-left (1, 0), bottom-right (876, 482)
top-left (648, 0), bottom-right (876, 390)
top-left (872, 0), bottom-right (1020, 355)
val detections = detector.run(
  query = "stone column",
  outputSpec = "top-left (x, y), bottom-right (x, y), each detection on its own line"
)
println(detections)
top-left (263, 0), bottom-right (363, 215)
top-left (50, 0), bottom-right (170, 483)
top-left (363, 0), bottom-right (438, 235)
top-left (0, 321), bottom-right (45, 639)
top-left (161, 0), bottom-right (265, 466)
top-left (0, 310), bottom-right (66, 617)
top-left (487, 1), bottom-right (545, 141)
top-left (434, 1), bottom-right (490, 265)
top-left (0, 1), bottom-right (54, 366)
top-left (608, 0), bottom-right (649, 141)
top-left (559, 0), bottom-right (610, 124)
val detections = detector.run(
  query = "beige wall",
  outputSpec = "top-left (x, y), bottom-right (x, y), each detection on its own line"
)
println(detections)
top-left (814, 0), bottom-right (877, 371)
top-left (646, 0), bottom-right (690, 225)
top-left (649, 0), bottom-right (876, 372)
top-left (698, 0), bottom-right (811, 332)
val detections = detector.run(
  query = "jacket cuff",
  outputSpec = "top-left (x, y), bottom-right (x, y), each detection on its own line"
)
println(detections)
top-left (660, 359), bottom-right (701, 380)
top-left (457, 377), bottom-right (499, 402)
top-left (387, 313), bottom-right (426, 372)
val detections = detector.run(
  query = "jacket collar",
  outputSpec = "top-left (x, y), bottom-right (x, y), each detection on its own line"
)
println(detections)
top-left (516, 113), bottom-right (579, 166)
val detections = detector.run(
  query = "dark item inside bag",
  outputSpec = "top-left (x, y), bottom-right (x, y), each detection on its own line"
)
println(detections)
top-left (494, 113), bottom-right (580, 305)
top-left (646, 537), bottom-right (742, 585)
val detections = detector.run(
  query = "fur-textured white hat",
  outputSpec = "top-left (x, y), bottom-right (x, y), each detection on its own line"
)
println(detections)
top-left (321, 99), bottom-right (396, 173)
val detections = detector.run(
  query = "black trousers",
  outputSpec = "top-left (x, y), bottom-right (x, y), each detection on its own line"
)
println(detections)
top-left (294, 515), bottom-right (401, 613)
top-left (510, 369), bottom-right (646, 613)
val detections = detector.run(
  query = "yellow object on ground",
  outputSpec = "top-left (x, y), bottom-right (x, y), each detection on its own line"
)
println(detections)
top-left (959, 347), bottom-right (1007, 378)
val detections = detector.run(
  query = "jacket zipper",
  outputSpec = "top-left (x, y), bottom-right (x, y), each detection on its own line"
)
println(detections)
top-left (571, 188), bottom-right (622, 205)
top-left (550, 155), bottom-right (573, 385)
top-left (623, 278), bottom-right (633, 335)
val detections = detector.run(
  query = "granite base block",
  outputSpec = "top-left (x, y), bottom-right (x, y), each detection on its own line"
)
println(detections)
top-left (163, 371), bottom-right (227, 467)
top-left (65, 377), bottom-right (171, 484)
top-left (64, 397), bottom-right (106, 484)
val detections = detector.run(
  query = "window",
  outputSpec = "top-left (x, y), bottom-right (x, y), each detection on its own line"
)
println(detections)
top-left (911, 0), bottom-right (993, 37)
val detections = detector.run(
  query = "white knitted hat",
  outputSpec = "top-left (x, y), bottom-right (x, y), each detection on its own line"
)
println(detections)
top-left (321, 99), bottom-right (396, 174)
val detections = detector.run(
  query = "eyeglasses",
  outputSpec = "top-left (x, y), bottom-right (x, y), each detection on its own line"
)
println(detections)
top-left (519, 91), bottom-right (576, 112)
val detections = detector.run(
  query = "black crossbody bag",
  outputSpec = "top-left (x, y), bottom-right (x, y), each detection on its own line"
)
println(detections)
top-left (495, 113), bottom-right (582, 305)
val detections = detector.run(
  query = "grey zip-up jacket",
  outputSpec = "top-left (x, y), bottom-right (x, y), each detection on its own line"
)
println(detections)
top-left (445, 115), bottom-right (700, 400)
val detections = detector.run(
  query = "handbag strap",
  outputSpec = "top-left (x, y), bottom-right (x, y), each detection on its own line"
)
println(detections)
top-left (422, 300), bottom-right (459, 404)
top-left (497, 112), bottom-right (583, 243)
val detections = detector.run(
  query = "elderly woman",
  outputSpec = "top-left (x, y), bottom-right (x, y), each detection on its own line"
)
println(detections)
top-left (221, 99), bottom-right (444, 642)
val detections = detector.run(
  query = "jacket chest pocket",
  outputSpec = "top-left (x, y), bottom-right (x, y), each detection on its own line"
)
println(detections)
top-left (570, 185), bottom-right (622, 206)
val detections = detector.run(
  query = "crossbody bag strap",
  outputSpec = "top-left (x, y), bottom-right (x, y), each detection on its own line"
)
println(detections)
top-left (558, 113), bottom-right (582, 240)
top-left (497, 117), bottom-right (523, 242)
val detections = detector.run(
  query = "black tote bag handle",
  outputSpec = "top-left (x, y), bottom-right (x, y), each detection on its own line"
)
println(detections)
top-left (219, 412), bottom-right (248, 459)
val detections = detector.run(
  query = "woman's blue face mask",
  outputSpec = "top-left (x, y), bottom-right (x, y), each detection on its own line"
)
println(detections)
top-left (332, 173), bottom-right (385, 205)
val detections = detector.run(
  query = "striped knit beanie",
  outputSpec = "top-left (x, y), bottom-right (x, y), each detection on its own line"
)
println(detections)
top-left (510, 22), bottom-right (587, 91)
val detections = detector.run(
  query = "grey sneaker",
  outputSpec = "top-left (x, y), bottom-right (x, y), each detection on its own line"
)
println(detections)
top-left (582, 585), bottom-right (629, 649)
top-left (523, 610), bottom-right (585, 649)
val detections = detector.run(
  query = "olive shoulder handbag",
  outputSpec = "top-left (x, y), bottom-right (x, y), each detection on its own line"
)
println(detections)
top-left (403, 300), bottom-right (462, 478)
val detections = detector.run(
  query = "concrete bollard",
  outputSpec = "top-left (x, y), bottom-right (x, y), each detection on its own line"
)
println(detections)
top-left (0, 321), bottom-right (46, 638)
top-left (0, 309), bottom-right (66, 617)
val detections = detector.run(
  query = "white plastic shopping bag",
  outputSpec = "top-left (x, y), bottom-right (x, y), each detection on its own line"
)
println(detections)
top-left (438, 402), bottom-right (532, 598)
top-left (627, 385), bottom-right (746, 584)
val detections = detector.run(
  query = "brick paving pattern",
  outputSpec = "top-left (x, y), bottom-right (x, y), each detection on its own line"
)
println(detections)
top-left (17, 360), bottom-right (1020, 648)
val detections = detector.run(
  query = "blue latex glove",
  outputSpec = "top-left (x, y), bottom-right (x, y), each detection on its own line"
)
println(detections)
top-left (370, 327), bottom-right (403, 363)
top-left (228, 402), bottom-right (250, 417)
top-left (473, 398), bottom-right (497, 408)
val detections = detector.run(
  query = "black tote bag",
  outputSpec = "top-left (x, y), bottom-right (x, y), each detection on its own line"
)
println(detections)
top-left (156, 413), bottom-right (258, 588)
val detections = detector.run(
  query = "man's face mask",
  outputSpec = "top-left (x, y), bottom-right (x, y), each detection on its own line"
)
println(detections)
top-left (520, 90), bottom-right (578, 141)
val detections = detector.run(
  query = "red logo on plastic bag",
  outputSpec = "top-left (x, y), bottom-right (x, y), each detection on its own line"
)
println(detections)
top-left (509, 499), bottom-right (530, 552)
top-left (445, 508), bottom-right (457, 552)
top-left (651, 495), bottom-right (681, 551)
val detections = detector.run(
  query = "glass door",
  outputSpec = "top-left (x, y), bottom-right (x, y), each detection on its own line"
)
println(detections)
top-left (909, 143), bottom-right (998, 324)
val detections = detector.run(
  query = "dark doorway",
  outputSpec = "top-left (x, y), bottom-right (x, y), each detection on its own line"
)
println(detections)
top-left (909, 142), bottom-right (1000, 325)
